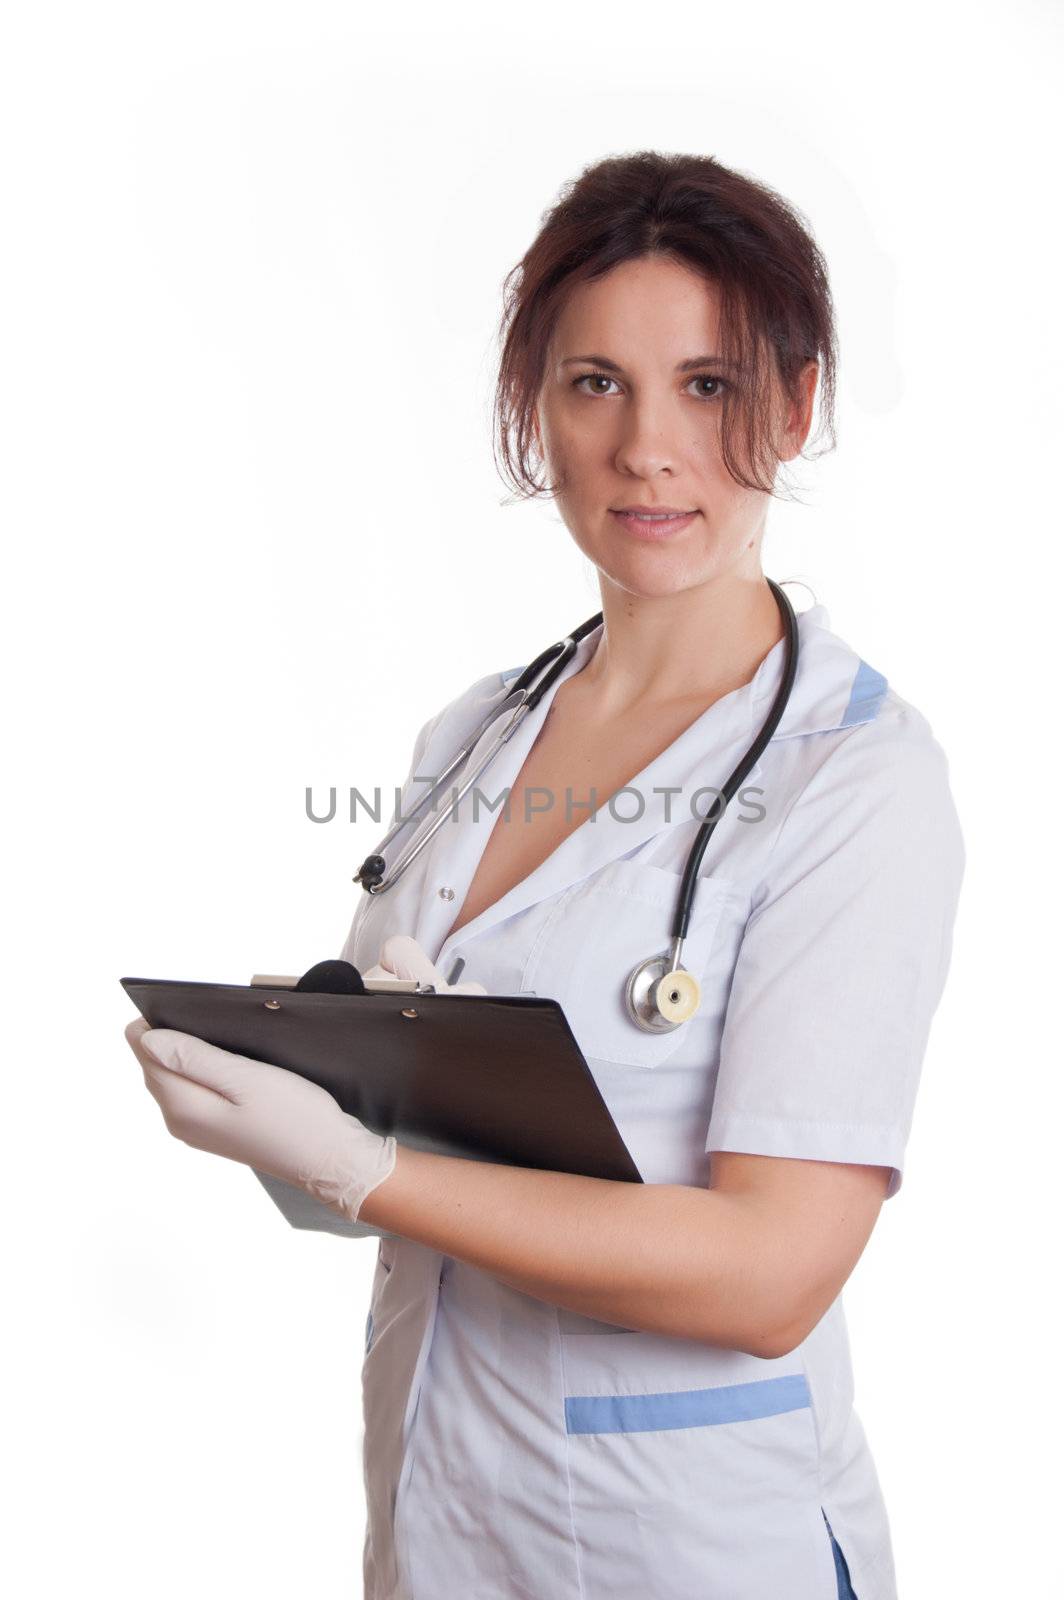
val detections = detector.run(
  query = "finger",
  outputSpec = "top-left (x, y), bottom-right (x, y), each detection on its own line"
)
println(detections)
top-left (141, 1029), bottom-right (252, 1102)
top-left (141, 1057), bottom-right (233, 1125)
top-left (125, 1016), bottom-right (154, 1065)
top-left (126, 1019), bottom-right (208, 1108)
top-left (127, 1016), bottom-right (172, 1080)
top-left (379, 934), bottom-right (443, 986)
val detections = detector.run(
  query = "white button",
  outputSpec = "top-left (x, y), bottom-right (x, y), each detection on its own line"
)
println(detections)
top-left (438, 886), bottom-right (455, 901)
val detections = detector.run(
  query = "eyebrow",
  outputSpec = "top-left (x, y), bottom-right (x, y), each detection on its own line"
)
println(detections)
top-left (560, 353), bottom-right (740, 373)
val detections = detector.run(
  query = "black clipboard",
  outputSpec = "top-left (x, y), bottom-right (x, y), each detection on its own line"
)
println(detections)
top-left (120, 966), bottom-right (642, 1185)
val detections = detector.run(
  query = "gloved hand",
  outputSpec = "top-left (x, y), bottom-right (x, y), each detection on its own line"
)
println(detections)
top-left (362, 933), bottom-right (487, 994)
top-left (125, 1017), bottom-right (397, 1223)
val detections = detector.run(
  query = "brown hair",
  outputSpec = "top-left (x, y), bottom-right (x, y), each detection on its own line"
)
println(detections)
top-left (493, 150), bottom-right (838, 504)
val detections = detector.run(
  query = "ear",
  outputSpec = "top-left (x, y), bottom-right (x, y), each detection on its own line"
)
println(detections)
top-left (778, 360), bottom-right (819, 461)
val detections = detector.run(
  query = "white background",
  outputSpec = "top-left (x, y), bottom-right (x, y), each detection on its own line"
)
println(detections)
top-left (3, 2), bottom-right (1060, 1594)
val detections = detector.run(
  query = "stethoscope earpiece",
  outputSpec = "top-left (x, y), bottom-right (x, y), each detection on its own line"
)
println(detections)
top-left (624, 952), bottom-right (702, 1033)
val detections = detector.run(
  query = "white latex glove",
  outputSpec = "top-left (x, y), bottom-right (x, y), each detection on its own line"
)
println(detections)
top-left (125, 1017), bottom-right (397, 1223)
top-left (362, 933), bottom-right (487, 994)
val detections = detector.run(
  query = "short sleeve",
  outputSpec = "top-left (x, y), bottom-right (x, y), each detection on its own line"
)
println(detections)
top-left (705, 712), bottom-right (965, 1199)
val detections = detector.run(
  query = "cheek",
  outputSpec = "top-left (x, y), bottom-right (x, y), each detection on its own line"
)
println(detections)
top-left (541, 396), bottom-right (615, 461)
top-left (541, 413), bottom-right (581, 476)
top-left (689, 420), bottom-right (731, 477)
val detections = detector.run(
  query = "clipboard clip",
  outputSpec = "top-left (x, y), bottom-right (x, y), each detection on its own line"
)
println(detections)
top-left (249, 959), bottom-right (431, 997)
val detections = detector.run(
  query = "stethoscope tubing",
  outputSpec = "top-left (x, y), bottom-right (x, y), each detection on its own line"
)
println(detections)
top-left (355, 583), bottom-right (799, 947)
top-left (671, 577), bottom-right (798, 940)
top-left (354, 617), bottom-right (601, 894)
top-left (356, 705), bottom-right (528, 894)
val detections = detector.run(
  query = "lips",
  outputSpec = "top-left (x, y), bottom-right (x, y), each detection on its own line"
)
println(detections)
top-left (610, 508), bottom-right (699, 539)
top-left (612, 506), bottom-right (695, 517)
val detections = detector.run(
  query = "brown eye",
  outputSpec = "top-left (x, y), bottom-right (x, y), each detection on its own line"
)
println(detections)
top-left (687, 375), bottom-right (728, 399)
top-left (572, 372), bottom-right (617, 396)
top-left (571, 372), bottom-right (728, 400)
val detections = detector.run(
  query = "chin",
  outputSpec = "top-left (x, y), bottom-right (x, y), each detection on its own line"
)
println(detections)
top-left (587, 542), bottom-right (717, 596)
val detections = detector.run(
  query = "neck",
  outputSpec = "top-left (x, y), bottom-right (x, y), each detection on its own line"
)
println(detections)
top-left (579, 573), bottom-right (785, 716)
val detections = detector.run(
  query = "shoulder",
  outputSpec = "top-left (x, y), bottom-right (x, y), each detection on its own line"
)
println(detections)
top-left (749, 603), bottom-right (966, 899)
top-left (813, 683), bottom-right (957, 809)
top-left (765, 676), bottom-right (965, 906)
top-left (778, 604), bottom-right (960, 811)
top-left (407, 662), bottom-right (523, 769)
top-left (818, 684), bottom-right (951, 781)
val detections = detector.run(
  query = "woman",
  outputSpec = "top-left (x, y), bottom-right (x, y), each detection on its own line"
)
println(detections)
top-left (126, 152), bottom-right (965, 1600)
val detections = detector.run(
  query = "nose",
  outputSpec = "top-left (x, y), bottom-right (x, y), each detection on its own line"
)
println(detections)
top-left (611, 394), bottom-right (683, 480)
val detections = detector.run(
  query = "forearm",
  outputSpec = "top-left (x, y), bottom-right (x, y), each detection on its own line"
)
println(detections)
top-left (357, 1145), bottom-right (785, 1355)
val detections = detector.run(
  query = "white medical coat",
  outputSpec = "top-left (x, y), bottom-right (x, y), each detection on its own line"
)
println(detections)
top-left (255, 600), bottom-right (965, 1600)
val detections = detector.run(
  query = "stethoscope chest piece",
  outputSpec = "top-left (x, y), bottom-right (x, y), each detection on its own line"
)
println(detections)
top-left (356, 579), bottom-right (799, 1046)
top-left (624, 953), bottom-right (702, 1033)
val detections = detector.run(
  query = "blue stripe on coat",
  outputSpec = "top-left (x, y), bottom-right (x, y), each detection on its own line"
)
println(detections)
top-left (564, 1372), bottom-right (811, 1435)
top-left (840, 659), bottom-right (888, 727)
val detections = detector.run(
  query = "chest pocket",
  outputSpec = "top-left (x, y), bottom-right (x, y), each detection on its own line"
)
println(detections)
top-left (521, 857), bottom-right (733, 1069)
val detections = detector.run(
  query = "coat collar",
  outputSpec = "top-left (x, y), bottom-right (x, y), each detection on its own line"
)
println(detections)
top-left (747, 601), bottom-right (889, 737)
top-left (416, 600), bottom-right (888, 965)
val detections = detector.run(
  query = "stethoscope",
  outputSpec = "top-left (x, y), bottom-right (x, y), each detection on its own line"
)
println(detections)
top-left (355, 577), bottom-right (800, 1034)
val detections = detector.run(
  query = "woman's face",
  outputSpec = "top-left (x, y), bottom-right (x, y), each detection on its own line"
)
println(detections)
top-left (534, 254), bottom-right (815, 602)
